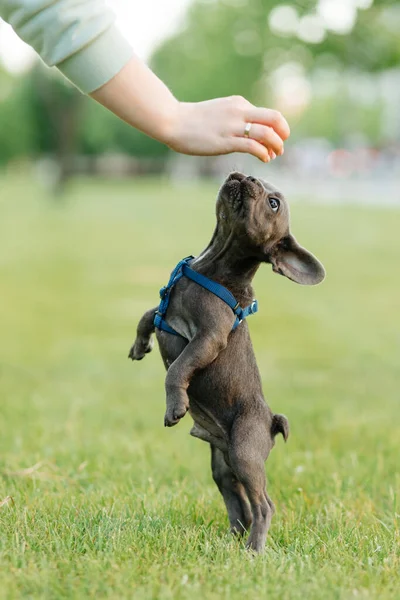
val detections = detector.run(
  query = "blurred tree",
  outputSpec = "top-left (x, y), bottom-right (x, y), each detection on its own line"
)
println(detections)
top-left (151, 0), bottom-right (400, 102)
top-left (26, 66), bottom-right (84, 192)
top-left (0, 68), bottom-right (37, 161)
top-left (0, 64), bottom-right (84, 189)
top-left (317, 0), bottom-right (400, 72)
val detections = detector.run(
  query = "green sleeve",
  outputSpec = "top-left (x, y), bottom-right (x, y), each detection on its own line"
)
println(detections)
top-left (0, 0), bottom-right (133, 93)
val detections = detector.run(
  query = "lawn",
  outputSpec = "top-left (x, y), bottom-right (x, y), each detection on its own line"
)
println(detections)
top-left (0, 173), bottom-right (399, 599)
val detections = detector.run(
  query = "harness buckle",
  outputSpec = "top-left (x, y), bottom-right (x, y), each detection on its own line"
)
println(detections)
top-left (249, 300), bottom-right (258, 314)
top-left (159, 285), bottom-right (169, 299)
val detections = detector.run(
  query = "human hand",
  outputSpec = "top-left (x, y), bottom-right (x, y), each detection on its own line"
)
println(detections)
top-left (165, 96), bottom-right (290, 163)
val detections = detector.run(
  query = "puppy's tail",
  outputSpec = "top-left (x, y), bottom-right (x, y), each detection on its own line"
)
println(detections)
top-left (271, 414), bottom-right (289, 442)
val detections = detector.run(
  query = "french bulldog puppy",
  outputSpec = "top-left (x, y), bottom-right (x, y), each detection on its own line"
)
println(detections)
top-left (129, 172), bottom-right (325, 552)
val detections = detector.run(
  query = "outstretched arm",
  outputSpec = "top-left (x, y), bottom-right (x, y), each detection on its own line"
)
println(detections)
top-left (0, 0), bottom-right (290, 161)
top-left (91, 56), bottom-right (290, 163)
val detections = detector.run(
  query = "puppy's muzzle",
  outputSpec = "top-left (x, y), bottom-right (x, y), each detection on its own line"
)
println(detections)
top-left (224, 173), bottom-right (262, 203)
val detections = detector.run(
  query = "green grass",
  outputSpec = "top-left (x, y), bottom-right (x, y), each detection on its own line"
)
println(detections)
top-left (0, 173), bottom-right (399, 599)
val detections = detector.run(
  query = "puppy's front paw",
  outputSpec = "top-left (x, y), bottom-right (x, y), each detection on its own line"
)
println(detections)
top-left (128, 337), bottom-right (154, 361)
top-left (164, 399), bottom-right (189, 427)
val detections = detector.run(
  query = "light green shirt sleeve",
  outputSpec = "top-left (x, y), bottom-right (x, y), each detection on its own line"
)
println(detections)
top-left (0, 0), bottom-right (133, 93)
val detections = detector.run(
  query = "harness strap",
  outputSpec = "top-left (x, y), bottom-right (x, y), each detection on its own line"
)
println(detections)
top-left (153, 256), bottom-right (258, 339)
top-left (182, 264), bottom-right (258, 330)
top-left (154, 313), bottom-right (181, 336)
top-left (154, 256), bottom-right (193, 337)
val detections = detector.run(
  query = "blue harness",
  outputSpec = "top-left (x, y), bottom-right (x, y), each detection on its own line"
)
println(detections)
top-left (153, 256), bottom-right (258, 339)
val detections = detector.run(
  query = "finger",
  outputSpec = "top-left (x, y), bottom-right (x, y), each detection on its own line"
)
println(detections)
top-left (240, 123), bottom-right (284, 156)
top-left (246, 108), bottom-right (290, 142)
top-left (269, 150), bottom-right (277, 160)
top-left (231, 137), bottom-right (271, 163)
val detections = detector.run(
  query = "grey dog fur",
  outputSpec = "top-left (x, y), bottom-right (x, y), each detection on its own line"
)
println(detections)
top-left (129, 172), bottom-right (325, 552)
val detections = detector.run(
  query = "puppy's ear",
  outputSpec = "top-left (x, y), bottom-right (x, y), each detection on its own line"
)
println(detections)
top-left (270, 235), bottom-right (325, 285)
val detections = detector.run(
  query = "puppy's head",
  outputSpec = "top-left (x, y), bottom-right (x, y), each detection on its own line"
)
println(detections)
top-left (217, 172), bottom-right (325, 285)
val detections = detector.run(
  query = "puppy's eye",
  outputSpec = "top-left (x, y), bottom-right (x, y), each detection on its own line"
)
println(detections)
top-left (269, 197), bottom-right (280, 212)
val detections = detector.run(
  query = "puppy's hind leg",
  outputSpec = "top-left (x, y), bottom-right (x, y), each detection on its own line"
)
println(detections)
top-left (211, 445), bottom-right (252, 537)
top-left (128, 307), bottom-right (157, 361)
top-left (229, 418), bottom-right (275, 553)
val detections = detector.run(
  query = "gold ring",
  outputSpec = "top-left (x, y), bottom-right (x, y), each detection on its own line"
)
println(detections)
top-left (244, 122), bottom-right (252, 138)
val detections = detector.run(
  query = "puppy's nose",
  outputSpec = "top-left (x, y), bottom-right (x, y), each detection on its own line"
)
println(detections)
top-left (242, 175), bottom-right (261, 190)
top-left (227, 172), bottom-right (246, 182)
top-left (240, 176), bottom-right (263, 199)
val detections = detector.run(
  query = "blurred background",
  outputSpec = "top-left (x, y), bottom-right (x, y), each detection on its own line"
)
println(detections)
top-left (0, 0), bottom-right (400, 199)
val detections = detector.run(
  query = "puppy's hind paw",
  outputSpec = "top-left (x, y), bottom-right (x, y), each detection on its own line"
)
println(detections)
top-left (128, 338), bottom-right (154, 361)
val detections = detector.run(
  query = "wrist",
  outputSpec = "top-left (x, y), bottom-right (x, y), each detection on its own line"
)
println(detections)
top-left (162, 101), bottom-right (191, 150)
